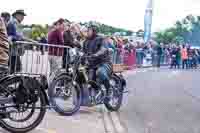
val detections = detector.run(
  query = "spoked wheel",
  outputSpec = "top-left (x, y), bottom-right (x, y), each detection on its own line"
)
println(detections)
top-left (8, 103), bottom-right (35, 122)
top-left (0, 76), bottom-right (46, 133)
top-left (49, 74), bottom-right (81, 116)
top-left (104, 75), bottom-right (123, 111)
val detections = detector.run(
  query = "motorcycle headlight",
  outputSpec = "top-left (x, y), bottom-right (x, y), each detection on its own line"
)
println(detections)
top-left (69, 48), bottom-right (77, 57)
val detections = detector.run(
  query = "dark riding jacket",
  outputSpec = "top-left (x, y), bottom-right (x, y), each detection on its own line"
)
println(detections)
top-left (83, 35), bottom-right (111, 67)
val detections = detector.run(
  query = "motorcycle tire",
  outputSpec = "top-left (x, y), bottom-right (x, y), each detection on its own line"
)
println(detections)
top-left (48, 73), bottom-right (82, 116)
top-left (0, 76), bottom-right (46, 133)
top-left (104, 74), bottom-right (123, 111)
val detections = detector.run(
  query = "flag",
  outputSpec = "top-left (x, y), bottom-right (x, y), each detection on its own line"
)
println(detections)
top-left (144, 0), bottom-right (153, 43)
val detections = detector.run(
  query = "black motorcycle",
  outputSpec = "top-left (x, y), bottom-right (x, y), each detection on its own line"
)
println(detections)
top-left (49, 50), bottom-right (126, 116)
top-left (0, 74), bottom-right (47, 133)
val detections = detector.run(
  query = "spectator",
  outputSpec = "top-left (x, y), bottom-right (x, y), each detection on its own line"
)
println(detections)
top-left (48, 18), bottom-right (65, 81)
top-left (7, 10), bottom-right (28, 73)
top-left (39, 33), bottom-right (47, 55)
top-left (170, 46), bottom-right (177, 69)
top-left (187, 46), bottom-right (193, 68)
top-left (105, 37), bottom-right (116, 63)
top-left (0, 16), bottom-right (9, 76)
top-left (110, 37), bottom-right (119, 63)
top-left (181, 45), bottom-right (188, 69)
top-left (191, 49), bottom-right (198, 69)
top-left (176, 46), bottom-right (181, 69)
top-left (156, 43), bottom-right (163, 68)
top-left (62, 22), bottom-right (80, 69)
top-left (197, 49), bottom-right (200, 64)
top-left (164, 46), bottom-right (170, 65)
top-left (151, 43), bottom-right (157, 67)
top-left (116, 37), bottom-right (124, 64)
top-left (39, 33), bottom-right (47, 44)
top-left (1, 12), bottom-right (10, 26)
top-left (63, 23), bottom-right (81, 48)
top-left (136, 42), bottom-right (144, 67)
top-left (7, 10), bottom-right (34, 42)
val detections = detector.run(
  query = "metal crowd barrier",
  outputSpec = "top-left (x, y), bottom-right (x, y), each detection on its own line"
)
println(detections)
top-left (9, 41), bottom-right (71, 79)
top-left (9, 41), bottom-right (128, 78)
top-left (10, 41), bottom-right (169, 78)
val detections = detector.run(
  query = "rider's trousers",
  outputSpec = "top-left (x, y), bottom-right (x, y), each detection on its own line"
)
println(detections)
top-left (96, 64), bottom-right (111, 90)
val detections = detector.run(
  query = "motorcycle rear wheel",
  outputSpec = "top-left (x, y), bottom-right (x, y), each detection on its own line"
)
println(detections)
top-left (104, 75), bottom-right (123, 111)
top-left (0, 76), bottom-right (46, 133)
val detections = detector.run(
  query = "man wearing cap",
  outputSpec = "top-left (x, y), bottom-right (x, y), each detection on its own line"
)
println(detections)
top-left (7, 10), bottom-right (36, 42)
top-left (7, 9), bottom-right (27, 42)
top-left (7, 10), bottom-right (35, 73)
top-left (7, 10), bottom-right (26, 73)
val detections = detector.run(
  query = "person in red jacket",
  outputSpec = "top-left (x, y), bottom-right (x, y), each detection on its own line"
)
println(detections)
top-left (48, 18), bottom-right (65, 81)
top-left (181, 45), bottom-right (188, 69)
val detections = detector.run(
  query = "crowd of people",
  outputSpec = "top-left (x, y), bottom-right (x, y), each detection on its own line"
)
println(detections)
top-left (139, 43), bottom-right (200, 69)
top-left (0, 9), bottom-right (199, 79)
top-left (167, 44), bottom-right (199, 69)
top-left (108, 41), bottom-right (200, 70)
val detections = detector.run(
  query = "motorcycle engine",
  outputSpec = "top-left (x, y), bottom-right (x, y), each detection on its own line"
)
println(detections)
top-left (14, 77), bottom-right (39, 105)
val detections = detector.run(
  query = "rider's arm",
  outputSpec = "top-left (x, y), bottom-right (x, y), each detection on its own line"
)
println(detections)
top-left (93, 39), bottom-right (109, 58)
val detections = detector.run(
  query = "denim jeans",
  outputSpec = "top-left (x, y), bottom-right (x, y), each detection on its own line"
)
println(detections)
top-left (96, 64), bottom-right (111, 90)
top-left (188, 58), bottom-right (193, 68)
top-left (182, 59), bottom-right (188, 69)
top-left (136, 52), bottom-right (143, 66)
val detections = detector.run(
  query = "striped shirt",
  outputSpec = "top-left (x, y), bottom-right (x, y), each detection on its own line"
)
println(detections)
top-left (0, 17), bottom-right (9, 66)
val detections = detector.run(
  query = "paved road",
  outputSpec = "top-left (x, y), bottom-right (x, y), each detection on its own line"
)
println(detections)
top-left (1, 66), bottom-right (200, 133)
top-left (120, 68), bottom-right (200, 133)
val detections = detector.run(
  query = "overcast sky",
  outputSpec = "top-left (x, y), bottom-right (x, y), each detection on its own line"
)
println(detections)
top-left (1, 0), bottom-right (200, 32)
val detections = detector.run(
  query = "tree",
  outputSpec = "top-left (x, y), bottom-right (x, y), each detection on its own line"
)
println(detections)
top-left (29, 24), bottom-right (48, 40)
top-left (154, 15), bottom-right (200, 46)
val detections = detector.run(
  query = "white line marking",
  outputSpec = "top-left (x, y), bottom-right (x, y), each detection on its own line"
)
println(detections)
top-left (167, 71), bottom-right (180, 78)
top-left (37, 128), bottom-right (57, 133)
top-left (102, 108), bottom-right (115, 133)
top-left (110, 112), bottom-right (126, 133)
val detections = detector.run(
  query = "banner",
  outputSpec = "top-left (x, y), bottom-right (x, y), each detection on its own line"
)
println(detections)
top-left (144, 0), bottom-right (153, 43)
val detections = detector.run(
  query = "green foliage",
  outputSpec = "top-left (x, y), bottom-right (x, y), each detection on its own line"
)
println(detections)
top-left (22, 20), bottom-right (133, 40)
top-left (81, 21), bottom-right (133, 36)
top-left (22, 24), bottom-right (48, 40)
top-left (154, 15), bottom-right (200, 46)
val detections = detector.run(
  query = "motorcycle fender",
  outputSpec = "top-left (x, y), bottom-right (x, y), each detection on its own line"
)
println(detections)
top-left (113, 74), bottom-right (127, 88)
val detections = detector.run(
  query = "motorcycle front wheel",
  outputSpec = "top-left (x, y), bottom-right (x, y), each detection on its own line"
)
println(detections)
top-left (49, 73), bottom-right (82, 116)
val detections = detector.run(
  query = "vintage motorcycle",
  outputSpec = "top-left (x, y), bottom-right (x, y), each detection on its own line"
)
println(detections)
top-left (0, 74), bottom-right (47, 133)
top-left (49, 50), bottom-right (127, 116)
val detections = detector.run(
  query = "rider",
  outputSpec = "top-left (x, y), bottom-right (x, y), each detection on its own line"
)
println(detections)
top-left (83, 25), bottom-right (112, 92)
